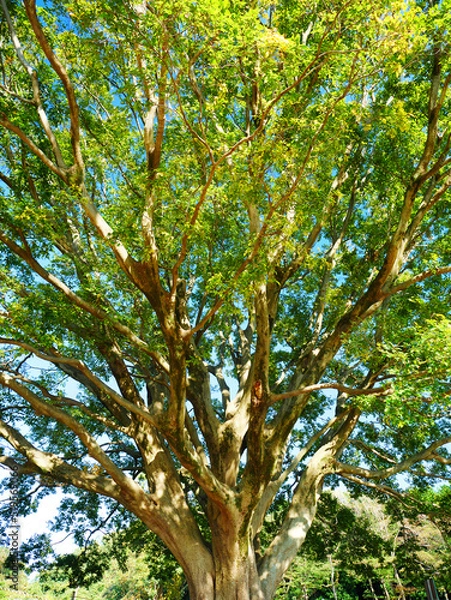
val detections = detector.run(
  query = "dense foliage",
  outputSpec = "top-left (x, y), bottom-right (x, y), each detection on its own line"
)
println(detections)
top-left (1, 0), bottom-right (451, 598)
top-left (1, 490), bottom-right (450, 599)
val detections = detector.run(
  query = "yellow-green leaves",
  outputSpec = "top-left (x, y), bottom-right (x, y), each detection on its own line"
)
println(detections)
top-left (377, 316), bottom-right (451, 427)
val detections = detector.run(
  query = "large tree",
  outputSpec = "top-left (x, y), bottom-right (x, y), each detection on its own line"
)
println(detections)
top-left (1, 0), bottom-right (451, 597)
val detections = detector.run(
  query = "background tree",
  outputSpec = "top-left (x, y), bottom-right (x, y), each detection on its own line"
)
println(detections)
top-left (273, 490), bottom-right (451, 600)
top-left (1, 0), bottom-right (451, 598)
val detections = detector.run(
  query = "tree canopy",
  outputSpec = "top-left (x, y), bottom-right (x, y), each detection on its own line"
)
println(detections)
top-left (1, 0), bottom-right (451, 598)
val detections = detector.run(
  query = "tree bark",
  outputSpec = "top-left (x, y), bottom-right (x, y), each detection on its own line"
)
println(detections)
top-left (205, 505), bottom-right (265, 600)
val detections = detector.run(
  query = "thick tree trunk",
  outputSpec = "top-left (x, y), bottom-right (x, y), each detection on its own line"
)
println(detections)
top-left (183, 445), bottom-right (336, 599)
top-left (186, 544), bottom-right (265, 600)
top-left (210, 553), bottom-right (264, 600)
top-left (186, 506), bottom-right (265, 600)
top-left (185, 563), bottom-right (216, 600)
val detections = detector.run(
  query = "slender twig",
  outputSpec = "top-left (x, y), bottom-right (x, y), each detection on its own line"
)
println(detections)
top-left (271, 382), bottom-right (392, 404)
